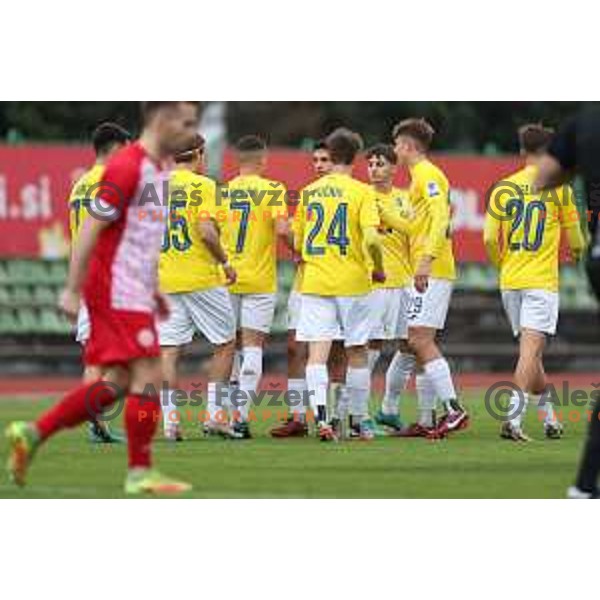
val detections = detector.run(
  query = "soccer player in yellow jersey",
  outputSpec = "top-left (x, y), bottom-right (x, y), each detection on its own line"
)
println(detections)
top-left (273, 141), bottom-right (334, 438)
top-left (363, 145), bottom-right (417, 432)
top-left (484, 124), bottom-right (586, 442)
top-left (223, 136), bottom-right (287, 438)
top-left (293, 128), bottom-right (386, 441)
top-left (68, 122), bottom-right (130, 443)
top-left (158, 136), bottom-right (238, 441)
top-left (393, 118), bottom-right (469, 437)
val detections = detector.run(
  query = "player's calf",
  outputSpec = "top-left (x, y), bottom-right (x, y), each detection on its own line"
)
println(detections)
top-left (409, 333), bottom-right (468, 436)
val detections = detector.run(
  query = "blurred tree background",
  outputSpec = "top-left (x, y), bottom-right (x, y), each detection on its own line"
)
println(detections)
top-left (0, 101), bottom-right (593, 153)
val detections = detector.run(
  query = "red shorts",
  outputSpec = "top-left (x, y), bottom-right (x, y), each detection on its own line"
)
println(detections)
top-left (84, 304), bottom-right (160, 367)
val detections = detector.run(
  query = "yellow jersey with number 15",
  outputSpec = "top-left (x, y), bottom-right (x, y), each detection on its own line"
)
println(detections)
top-left (68, 164), bottom-right (104, 242)
top-left (294, 172), bottom-right (380, 297)
top-left (159, 168), bottom-right (225, 294)
top-left (409, 159), bottom-right (456, 280)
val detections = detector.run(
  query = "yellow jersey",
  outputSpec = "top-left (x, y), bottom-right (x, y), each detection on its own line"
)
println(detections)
top-left (68, 164), bottom-right (104, 242)
top-left (294, 173), bottom-right (380, 296)
top-left (159, 168), bottom-right (225, 294)
top-left (484, 165), bottom-right (586, 292)
top-left (223, 174), bottom-right (286, 294)
top-left (409, 159), bottom-right (456, 280)
top-left (370, 186), bottom-right (413, 289)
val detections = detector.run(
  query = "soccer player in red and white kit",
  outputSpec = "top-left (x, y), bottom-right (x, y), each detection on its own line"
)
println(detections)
top-left (5, 101), bottom-right (199, 495)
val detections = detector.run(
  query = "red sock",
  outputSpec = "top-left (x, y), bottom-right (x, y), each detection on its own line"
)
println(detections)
top-left (36, 380), bottom-right (119, 441)
top-left (125, 393), bottom-right (160, 469)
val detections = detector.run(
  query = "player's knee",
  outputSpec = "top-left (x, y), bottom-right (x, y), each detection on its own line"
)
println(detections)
top-left (407, 330), bottom-right (428, 355)
top-left (83, 365), bottom-right (103, 384)
top-left (346, 346), bottom-right (368, 369)
top-left (129, 358), bottom-right (163, 394)
top-left (103, 365), bottom-right (130, 391)
top-left (160, 347), bottom-right (179, 386)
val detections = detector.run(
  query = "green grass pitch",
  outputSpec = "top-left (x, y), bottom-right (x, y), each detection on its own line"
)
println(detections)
top-left (0, 392), bottom-right (589, 498)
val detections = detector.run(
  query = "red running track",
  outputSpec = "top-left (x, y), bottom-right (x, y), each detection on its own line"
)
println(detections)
top-left (0, 373), bottom-right (599, 397)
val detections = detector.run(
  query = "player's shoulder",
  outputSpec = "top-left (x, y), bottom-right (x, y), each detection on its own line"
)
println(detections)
top-left (416, 158), bottom-right (447, 181)
top-left (414, 159), bottom-right (448, 197)
top-left (263, 177), bottom-right (285, 190)
top-left (340, 174), bottom-right (371, 196)
top-left (302, 173), bottom-right (332, 198)
top-left (108, 141), bottom-right (144, 167)
top-left (70, 164), bottom-right (103, 197)
top-left (103, 142), bottom-right (146, 179)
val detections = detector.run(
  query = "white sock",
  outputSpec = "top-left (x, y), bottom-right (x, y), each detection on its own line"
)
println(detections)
top-left (534, 393), bottom-right (557, 425)
top-left (161, 388), bottom-right (179, 430)
top-left (239, 346), bottom-right (263, 421)
top-left (368, 349), bottom-right (381, 374)
top-left (347, 367), bottom-right (371, 422)
top-left (306, 364), bottom-right (328, 421)
top-left (509, 391), bottom-right (529, 429)
top-left (329, 382), bottom-right (349, 420)
top-left (288, 378), bottom-right (307, 416)
top-left (208, 382), bottom-right (229, 423)
top-left (416, 373), bottom-right (436, 428)
top-left (382, 352), bottom-right (416, 416)
top-left (424, 358), bottom-right (457, 413)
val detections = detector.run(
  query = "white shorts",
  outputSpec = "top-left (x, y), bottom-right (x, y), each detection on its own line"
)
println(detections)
top-left (158, 288), bottom-right (236, 347)
top-left (369, 287), bottom-right (412, 341)
top-left (76, 303), bottom-right (90, 344)
top-left (407, 278), bottom-right (453, 331)
top-left (501, 289), bottom-right (559, 337)
top-left (287, 291), bottom-right (302, 331)
top-left (230, 293), bottom-right (276, 334)
top-left (297, 294), bottom-right (371, 347)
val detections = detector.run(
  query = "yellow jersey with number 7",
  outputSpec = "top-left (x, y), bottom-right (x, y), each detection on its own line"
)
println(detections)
top-left (223, 174), bottom-right (287, 294)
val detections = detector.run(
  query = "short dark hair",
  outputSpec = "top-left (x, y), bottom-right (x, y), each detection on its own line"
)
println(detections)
top-left (140, 101), bottom-right (199, 125)
top-left (325, 128), bottom-right (363, 165)
top-left (92, 122), bottom-right (131, 157)
top-left (313, 140), bottom-right (329, 153)
top-left (392, 118), bottom-right (435, 151)
top-left (518, 123), bottom-right (555, 155)
top-left (236, 135), bottom-right (267, 153)
top-left (366, 143), bottom-right (397, 165)
top-left (174, 134), bottom-right (206, 164)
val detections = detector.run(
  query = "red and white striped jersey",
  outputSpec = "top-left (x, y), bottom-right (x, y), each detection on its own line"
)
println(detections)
top-left (83, 142), bottom-right (171, 314)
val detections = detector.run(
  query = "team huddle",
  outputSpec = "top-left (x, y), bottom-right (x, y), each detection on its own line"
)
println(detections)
top-left (4, 102), bottom-right (586, 494)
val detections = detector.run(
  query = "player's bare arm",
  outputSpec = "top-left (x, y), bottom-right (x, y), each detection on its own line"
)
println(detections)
top-left (364, 226), bottom-right (385, 282)
top-left (483, 201), bottom-right (502, 268)
top-left (198, 219), bottom-right (237, 285)
top-left (562, 203), bottom-right (587, 262)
